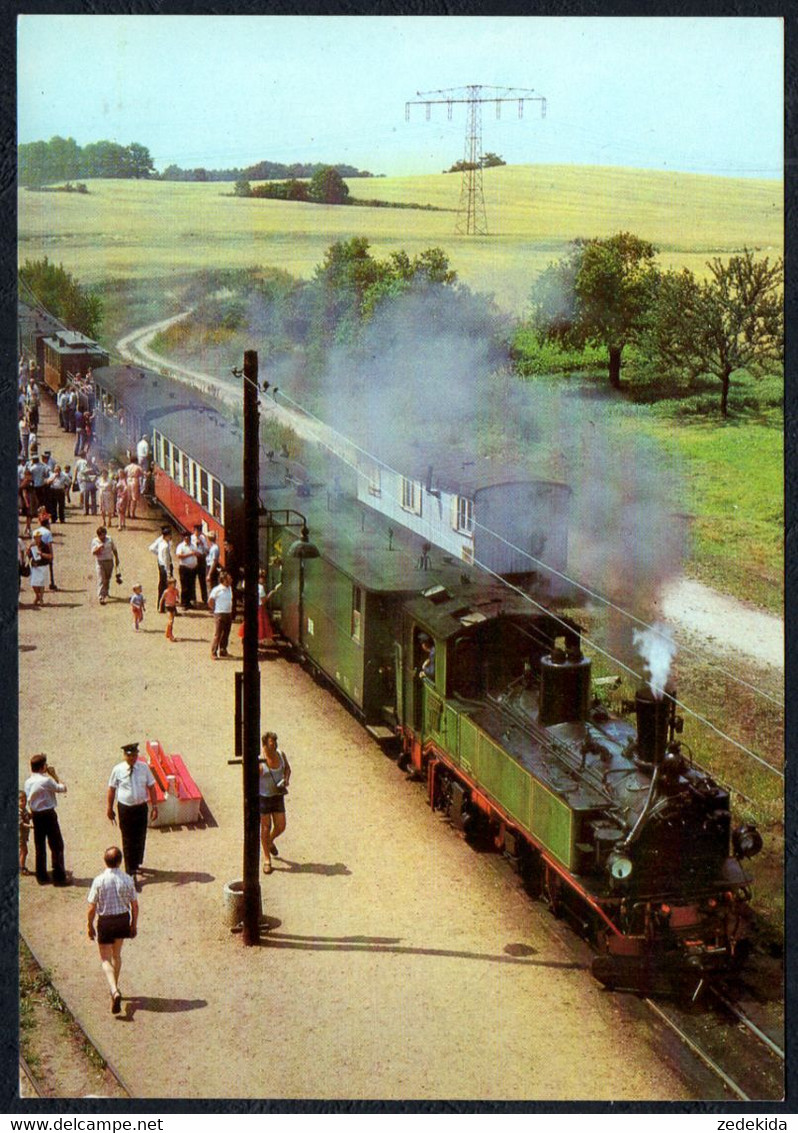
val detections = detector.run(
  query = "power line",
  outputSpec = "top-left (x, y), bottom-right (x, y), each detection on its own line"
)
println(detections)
top-left (406, 84), bottom-right (546, 235)
top-left (271, 388), bottom-right (782, 782)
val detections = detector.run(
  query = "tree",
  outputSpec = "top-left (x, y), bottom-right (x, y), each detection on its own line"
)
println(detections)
top-left (19, 257), bottom-right (102, 338)
top-left (530, 232), bottom-right (659, 388)
top-left (233, 179), bottom-right (252, 197)
top-left (646, 250), bottom-right (783, 417)
top-left (308, 166), bottom-right (350, 204)
top-left (445, 159), bottom-right (479, 173)
top-left (480, 152), bottom-right (506, 168)
top-left (125, 142), bottom-right (154, 179)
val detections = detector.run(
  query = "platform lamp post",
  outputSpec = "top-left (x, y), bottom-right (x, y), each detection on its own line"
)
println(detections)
top-left (287, 523), bottom-right (320, 656)
top-left (241, 349), bottom-right (262, 945)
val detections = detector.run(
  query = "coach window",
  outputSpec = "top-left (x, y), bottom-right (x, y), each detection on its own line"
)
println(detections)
top-left (351, 585), bottom-right (363, 642)
top-left (174, 449), bottom-right (184, 488)
top-left (401, 476), bottom-right (421, 516)
top-left (211, 478), bottom-right (223, 521)
top-left (163, 439), bottom-right (173, 478)
top-left (454, 496), bottom-right (474, 534)
top-left (200, 469), bottom-right (210, 510)
top-left (154, 432), bottom-right (164, 467)
top-left (188, 460), bottom-right (197, 500)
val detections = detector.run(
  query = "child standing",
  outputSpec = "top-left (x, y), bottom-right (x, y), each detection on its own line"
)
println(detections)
top-left (158, 576), bottom-right (179, 641)
top-left (130, 583), bottom-right (146, 630)
top-left (19, 791), bottom-right (32, 874)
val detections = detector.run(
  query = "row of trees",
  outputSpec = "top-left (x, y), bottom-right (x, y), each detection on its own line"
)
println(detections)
top-left (234, 166), bottom-right (350, 205)
top-left (19, 137), bottom-right (154, 186)
top-left (162, 159), bottom-right (375, 182)
top-left (19, 257), bottom-right (103, 339)
top-left (530, 234), bottom-right (783, 416)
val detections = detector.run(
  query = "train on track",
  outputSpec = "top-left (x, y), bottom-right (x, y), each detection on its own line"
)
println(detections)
top-left (19, 300), bottom-right (764, 996)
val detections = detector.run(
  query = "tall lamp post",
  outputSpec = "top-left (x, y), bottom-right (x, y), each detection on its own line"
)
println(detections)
top-left (241, 350), bottom-right (261, 945)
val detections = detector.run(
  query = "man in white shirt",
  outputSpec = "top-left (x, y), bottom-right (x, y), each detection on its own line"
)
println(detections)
top-left (148, 526), bottom-right (173, 604)
top-left (190, 522), bottom-right (211, 605)
top-left (206, 531), bottom-right (221, 589)
top-left (87, 845), bottom-right (138, 1014)
top-left (90, 525), bottom-right (120, 604)
top-left (208, 570), bottom-right (234, 659)
top-left (107, 742), bottom-right (158, 887)
top-left (175, 533), bottom-right (198, 609)
top-left (24, 754), bottom-right (69, 886)
top-left (136, 434), bottom-right (150, 471)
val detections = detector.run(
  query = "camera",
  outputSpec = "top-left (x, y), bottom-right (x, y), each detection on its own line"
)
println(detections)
top-left (116, 572), bottom-right (123, 585)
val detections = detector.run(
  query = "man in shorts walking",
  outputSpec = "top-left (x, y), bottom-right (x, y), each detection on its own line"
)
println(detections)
top-left (87, 845), bottom-right (138, 1015)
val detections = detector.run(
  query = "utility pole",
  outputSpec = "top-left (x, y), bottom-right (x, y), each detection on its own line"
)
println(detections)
top-left (241, 349), bottom-right (261, 945)
top-left (405, 85), bottom-right (547, 236)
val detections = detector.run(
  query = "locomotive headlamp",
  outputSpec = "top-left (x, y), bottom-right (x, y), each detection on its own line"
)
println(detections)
top-left (732, 823), bottom-right (763, 859)
top-left (609, 854), bottom-right (633, 881)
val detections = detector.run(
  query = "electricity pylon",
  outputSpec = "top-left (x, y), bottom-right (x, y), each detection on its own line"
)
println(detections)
top-left (406, 85), bottom-right (547, 236)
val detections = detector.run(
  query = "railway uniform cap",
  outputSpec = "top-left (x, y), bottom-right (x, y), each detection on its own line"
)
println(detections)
top-left (161, 525), bottom-right (171, 535)
top-left (121, 742), bottom-right (139, 754)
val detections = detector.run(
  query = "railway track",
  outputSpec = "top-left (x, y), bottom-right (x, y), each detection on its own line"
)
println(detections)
top-left (642, 985), bottom-right (784, 1102)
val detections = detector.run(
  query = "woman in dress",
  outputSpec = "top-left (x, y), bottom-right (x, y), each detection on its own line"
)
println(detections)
top-left (258, 732), bottom-right (291, 874)
top-left (28, 530), bottom-right (52, 606)
top-left (98, 470), bottom-right (115, 528)
top-left (115, 469), bottom-right (129, 531)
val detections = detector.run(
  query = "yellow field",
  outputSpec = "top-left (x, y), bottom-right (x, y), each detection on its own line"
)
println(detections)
top-left (18, 165), bottom-right (782, 315)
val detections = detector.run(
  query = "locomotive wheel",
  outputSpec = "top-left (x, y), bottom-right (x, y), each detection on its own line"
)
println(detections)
top-left (519, 846), bottom-right (543, 899)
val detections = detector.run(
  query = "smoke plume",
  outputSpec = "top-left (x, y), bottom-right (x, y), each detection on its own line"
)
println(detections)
top-left (633, 622), bottom-right (678, 697)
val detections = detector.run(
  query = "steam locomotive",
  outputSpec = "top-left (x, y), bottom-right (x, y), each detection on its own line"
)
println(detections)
top-left (21, 302), bottom-right (762, 995)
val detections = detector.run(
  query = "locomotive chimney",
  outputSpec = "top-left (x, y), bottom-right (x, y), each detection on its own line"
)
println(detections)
top-left (538, 642), bottom-right (592, 726)
top-left (634, 686), bottom-right (675, 766)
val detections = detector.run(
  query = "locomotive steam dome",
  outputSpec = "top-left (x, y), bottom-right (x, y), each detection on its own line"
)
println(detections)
top-left (538, 648), bottom-right (591, 726)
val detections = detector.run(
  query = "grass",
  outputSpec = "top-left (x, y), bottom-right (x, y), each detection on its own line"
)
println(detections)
top-left (18, 165), bottom-right (782, 318)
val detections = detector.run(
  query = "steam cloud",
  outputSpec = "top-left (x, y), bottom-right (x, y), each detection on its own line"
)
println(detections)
top-left (633, 622), bottom-right (678, 697)
top-left (243, 280), bottom-right (688, 663)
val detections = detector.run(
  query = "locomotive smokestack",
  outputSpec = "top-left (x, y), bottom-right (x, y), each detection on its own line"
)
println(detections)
top-left (635, 685), bottom-right (675, 766)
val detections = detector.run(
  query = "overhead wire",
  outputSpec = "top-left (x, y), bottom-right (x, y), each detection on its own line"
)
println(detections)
top-left (266, 387), bottom-right (784, 782)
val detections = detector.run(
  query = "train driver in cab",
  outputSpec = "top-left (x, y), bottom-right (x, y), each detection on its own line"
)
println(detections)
top-left (418, 634), bottom-right (436, 682)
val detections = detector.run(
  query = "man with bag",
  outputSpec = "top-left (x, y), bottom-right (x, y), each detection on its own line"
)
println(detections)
top-left (87, 845), bottom-right (139, 1015)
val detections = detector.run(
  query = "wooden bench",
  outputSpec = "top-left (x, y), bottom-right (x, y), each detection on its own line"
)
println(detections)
top-left (145, 739), bottom-right (202, 827)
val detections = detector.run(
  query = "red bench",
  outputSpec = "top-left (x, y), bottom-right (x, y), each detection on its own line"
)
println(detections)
top-left (145, 739), bottom-right (202, 826)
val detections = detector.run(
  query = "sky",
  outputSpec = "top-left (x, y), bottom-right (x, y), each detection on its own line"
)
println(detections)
top-left (17, 14), bottom-right (783, 179)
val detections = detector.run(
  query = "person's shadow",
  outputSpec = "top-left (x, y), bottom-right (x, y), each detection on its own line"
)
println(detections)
top-left (271, 858), bottom-right (351, 876)
top-left (120, 996), bottom-right (207, 1021)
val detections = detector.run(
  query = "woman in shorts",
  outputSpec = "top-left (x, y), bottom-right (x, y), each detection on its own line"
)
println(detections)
top-left (258, 732), bottom-right (291, 874)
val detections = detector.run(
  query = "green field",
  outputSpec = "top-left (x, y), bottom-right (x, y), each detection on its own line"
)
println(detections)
top-left (18, 164), bottom-right (782, 316)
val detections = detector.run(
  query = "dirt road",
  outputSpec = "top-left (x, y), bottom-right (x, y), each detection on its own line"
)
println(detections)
top-left (17, 398), bottom-right (699, 1101)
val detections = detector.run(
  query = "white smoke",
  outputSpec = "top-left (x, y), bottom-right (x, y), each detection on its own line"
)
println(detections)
top-left (633, 622), bottom-right (677, 697)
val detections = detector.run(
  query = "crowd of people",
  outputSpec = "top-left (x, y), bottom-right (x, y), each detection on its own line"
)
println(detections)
top-left (20, 359), bottom-right (295, 1014)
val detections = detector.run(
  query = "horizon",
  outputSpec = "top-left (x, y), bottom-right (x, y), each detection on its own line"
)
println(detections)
top-left (18, 15), bottom-right (783, 182)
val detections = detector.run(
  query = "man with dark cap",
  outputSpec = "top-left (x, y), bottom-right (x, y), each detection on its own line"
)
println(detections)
top-left (107, 743), bottom-right (158, 888)
top-left (148, 526), bottom-right (173, 605)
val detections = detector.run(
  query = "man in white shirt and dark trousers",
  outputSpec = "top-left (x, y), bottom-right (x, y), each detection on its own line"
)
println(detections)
top-left (191, 522), bottom-right (211, 605)
top-left (87, 845), bottom-right (138, 1015)
top-left (175, 533), bottom-right (198, 609)
top-left (107, 743), bottom-right (158, 889)
top-left (148, 526), bottom-right (173, 605)
top-left (24, 754), bottom-right (69, 886)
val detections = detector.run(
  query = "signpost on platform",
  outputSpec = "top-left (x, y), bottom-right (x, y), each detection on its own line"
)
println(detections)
top-left (241, 349), bottom-right (262, 945)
